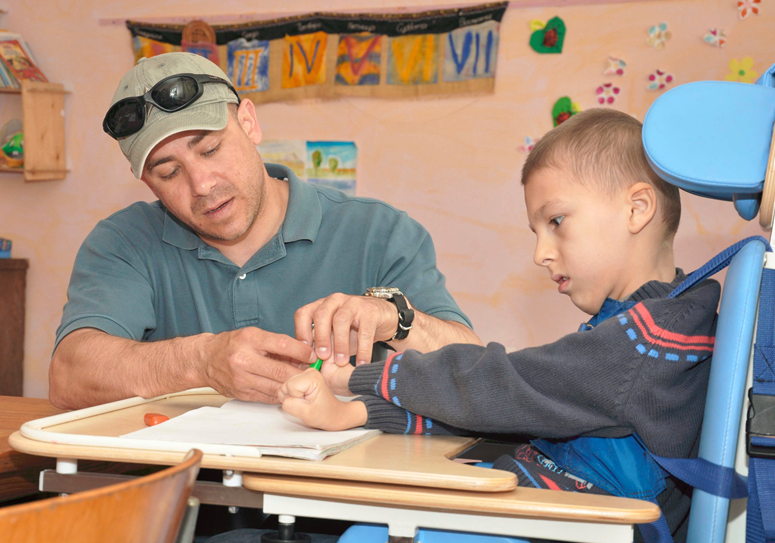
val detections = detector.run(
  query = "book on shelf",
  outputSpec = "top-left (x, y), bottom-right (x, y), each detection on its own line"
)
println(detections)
top-left (0, 31), bottom-right (46, 87)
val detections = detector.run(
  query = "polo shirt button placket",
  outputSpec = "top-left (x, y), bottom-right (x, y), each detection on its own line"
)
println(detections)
top-left (234, 270), bottom-right (258, 324)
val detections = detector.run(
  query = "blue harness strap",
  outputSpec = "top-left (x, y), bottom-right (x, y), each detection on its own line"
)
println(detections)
top-left (746, 264), bottom-right (775, 543)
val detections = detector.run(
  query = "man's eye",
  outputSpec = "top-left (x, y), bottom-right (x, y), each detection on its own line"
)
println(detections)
top-left (161, 167), bottom-right (179, 180)
top-left (203, 143), bottom-right (221, 157)
top-left (550, 216), bottom-right (564, 227)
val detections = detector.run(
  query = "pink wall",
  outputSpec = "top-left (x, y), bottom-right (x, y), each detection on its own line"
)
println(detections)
top-left (0, 0), bottom-right (766, 398)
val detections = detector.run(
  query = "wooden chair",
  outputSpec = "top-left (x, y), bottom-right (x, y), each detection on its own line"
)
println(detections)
top-left (0, 448), bottom-right (202, 543)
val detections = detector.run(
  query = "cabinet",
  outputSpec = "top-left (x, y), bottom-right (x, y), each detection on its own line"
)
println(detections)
top-left (0, 80), bottom-right (66, 182)
top-left (0, 258), bottom-right (27, 396)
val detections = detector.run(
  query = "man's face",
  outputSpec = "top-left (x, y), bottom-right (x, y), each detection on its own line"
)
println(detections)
top-left (525, 167), bottom-right (632, 315)
top-left (140, 105), bottom-right (265, 244)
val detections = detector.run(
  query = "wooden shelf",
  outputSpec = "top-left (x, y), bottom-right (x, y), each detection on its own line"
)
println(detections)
top-left (0, 81), bottom-right (67, 182)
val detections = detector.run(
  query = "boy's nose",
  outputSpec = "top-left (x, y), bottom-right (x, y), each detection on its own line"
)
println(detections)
top-left (533, 240), bottom-right (555, 267)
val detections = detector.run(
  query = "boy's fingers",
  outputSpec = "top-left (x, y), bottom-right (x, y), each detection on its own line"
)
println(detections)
top-left (281, 396), bottom-right (310, 422)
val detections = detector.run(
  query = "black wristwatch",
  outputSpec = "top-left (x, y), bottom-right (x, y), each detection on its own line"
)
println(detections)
top-left (363, 287), bottom-right (415, 341)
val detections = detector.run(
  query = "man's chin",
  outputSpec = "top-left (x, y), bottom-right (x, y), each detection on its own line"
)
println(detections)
top-left (193, 226), bottom-right (248, 244)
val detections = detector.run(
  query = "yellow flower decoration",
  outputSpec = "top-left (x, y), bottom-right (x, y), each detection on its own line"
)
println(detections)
top-left (725, 57), bottom-right (759, 83)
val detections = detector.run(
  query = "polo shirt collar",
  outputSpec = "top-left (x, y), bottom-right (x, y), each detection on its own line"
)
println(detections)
top-left (268, 163), bottom-right (322, 244)
top-left (162, 207), bottom-right (200, 250)
top-left (160, 162), bottom-right (322, 251)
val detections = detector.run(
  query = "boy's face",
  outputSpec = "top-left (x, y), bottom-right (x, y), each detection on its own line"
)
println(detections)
top-left (525, 167), bottom-right (635, 315)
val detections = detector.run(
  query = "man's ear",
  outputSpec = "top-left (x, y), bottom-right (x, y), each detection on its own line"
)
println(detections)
top-left (235, 99), bottom-right (262, 146)
top-left (626, 182), bottom-right (657, 234)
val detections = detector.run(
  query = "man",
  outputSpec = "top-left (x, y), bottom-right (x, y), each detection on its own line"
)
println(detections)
top-left (49, 52), bottom-right (480, 410)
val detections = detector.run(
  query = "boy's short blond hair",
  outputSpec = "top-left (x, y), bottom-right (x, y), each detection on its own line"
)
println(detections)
top-left (522, 108), bottom-right (681, 237)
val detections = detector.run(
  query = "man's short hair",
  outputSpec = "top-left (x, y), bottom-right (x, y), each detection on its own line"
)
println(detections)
top-left (522, 108), bottom-right (681, 236)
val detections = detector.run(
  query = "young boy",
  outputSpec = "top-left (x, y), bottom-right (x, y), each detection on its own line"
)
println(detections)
top-left (279, 109), bottom-right (720, 543)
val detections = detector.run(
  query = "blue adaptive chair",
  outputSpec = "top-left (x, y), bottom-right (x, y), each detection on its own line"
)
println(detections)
top-left (338, 68), bottom-right (775, 543)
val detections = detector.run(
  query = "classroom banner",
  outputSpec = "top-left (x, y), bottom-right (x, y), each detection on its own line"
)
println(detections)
top-left (126, 2), bottom-right (508, 104)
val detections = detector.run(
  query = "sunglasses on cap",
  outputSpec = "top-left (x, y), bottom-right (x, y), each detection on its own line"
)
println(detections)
top-left (102, 73), bottom-right (241, 139)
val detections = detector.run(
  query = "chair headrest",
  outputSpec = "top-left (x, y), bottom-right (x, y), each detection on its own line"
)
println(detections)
top-left (643, 63), bottom-right (775, 221)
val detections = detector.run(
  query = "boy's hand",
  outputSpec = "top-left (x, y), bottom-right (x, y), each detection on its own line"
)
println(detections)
top-left (317, 356), bottom-right (356, 397)
top-left (279, 368), bottom-right (367, 431)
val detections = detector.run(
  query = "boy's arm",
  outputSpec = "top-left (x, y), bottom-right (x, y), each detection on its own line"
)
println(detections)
top-left (348, 296), bottom-right (717, 443)
top-left (280, 365), bottom-right (468, 435)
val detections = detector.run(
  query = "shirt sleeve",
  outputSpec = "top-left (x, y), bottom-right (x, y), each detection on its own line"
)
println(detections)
top-left (349, 293), bottom-right (718, 456)
top-left (377, 211), bottom-right (472, 329)
top-left (54, 220), bottom-right (157, 352)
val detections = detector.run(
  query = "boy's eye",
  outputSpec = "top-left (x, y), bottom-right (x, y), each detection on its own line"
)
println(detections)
top-left (550, 216), bottom-right (564, 227)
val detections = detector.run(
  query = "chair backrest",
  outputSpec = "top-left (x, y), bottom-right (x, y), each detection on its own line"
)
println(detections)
top-left (643, 68), bottom-right (775, 543)
top-left (0, 448), bottom-right (202, 543)
top-left (685, 240), bottom-right (765, 543)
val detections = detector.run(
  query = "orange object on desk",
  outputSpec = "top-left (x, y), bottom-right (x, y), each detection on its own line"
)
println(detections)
top-left (143, 413), bottom-right (169, 426)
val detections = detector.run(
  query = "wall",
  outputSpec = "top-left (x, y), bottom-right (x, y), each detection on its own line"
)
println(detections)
top-left (0, 0), bottom-right (767, 398)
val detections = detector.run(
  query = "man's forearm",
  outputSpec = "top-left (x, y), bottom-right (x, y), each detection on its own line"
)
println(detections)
top-left (49, 328), bottom-right (209, 410)
top-left (389, 312), bottom-right (482, 353)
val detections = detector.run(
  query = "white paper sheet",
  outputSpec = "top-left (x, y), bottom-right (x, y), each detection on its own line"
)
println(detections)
top-left (120, 399), bottom-right (379, 461)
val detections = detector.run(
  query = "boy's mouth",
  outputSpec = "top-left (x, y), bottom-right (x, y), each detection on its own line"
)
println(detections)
top-left (552, 274), bottom-right (570, 294)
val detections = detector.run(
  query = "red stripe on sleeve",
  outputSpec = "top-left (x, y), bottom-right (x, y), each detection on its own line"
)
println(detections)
top-left (380, 352), bottom-right (399, 400)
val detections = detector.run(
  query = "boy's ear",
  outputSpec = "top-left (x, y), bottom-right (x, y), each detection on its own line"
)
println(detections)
top-left (626, 182), bottom-right (657, 234)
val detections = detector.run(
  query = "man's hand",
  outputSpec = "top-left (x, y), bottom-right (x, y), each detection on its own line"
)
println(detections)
top-left (278, 368), bottom-right (367, 431)
top-left (202, 327), bottom-right (316, 404)
top-left (295, 293), bottom-right (398, 367)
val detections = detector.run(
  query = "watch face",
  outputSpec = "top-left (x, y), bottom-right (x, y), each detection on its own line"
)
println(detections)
top-left (365, 287), bottom-right (402, 299)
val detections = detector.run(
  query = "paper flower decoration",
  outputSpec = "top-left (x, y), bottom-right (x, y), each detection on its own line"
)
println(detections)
top-left (703, 28), bottom-right (727, 47)
top-left (519, 136), bottom-right (541, 153)
top-left (529, 17), bottom-right (566, 54)
top-left (552, 97), bottom-right (581, 127)
top-left (738, 0), bottom-right (760, 20)
top-left (647, 69), bottom-right (674, 91)
top-left (604, 56), bottom-right (626, 76)
top-left (725, 57), bottom-right (759, 83)
top-left (595, 83), bottom-right (621, 105)
top-left (646, 22), bottom-right (672, 50)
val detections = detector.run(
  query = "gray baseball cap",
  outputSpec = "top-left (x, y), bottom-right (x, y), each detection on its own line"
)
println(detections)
top-left (108, 52), bottom-right (240, 178)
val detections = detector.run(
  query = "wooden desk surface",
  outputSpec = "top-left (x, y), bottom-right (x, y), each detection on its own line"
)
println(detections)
top-left (0, 396), bottom-right (63, 501)
top-left (243, 473), bottom-right (661, 525)
top-left (10, 391), bottom-right (516, 492)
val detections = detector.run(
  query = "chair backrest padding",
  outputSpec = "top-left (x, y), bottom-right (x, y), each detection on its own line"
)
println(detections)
top-left (643, 82), bottom-right (775, 201)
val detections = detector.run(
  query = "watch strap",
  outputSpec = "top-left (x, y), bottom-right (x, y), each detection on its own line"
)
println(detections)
top-left (387, 294), bottom-right (414, 341)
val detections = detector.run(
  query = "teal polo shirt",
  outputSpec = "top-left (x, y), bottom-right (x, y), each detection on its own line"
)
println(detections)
top-left (55, 164), bottom-right (471, 350)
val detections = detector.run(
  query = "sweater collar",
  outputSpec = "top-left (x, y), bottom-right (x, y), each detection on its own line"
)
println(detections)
top-left (580, 269), bottom-right (687, 331)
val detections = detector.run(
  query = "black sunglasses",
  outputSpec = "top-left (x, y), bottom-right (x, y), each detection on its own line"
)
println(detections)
top-left (102, 73), bottom-right (241, 139)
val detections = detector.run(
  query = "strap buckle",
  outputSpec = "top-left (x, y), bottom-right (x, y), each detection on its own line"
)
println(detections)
top-left (746, 388), bottom-right (775, 459)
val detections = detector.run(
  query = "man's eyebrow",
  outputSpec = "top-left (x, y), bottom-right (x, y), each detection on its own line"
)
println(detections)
top-left (146, 155), bottom-right (173, 173)
top-left (187, 133), bottom-right (207, 149)
top-left (146, 132), bottom-right (212, 173)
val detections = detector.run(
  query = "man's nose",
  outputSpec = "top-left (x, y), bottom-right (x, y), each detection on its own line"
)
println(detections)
top-left (188, 168), bottom-right (217, 197)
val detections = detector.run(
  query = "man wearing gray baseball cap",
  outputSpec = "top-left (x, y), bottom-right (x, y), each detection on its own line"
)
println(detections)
top-left (50, 52), bottom-right (479, 415)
